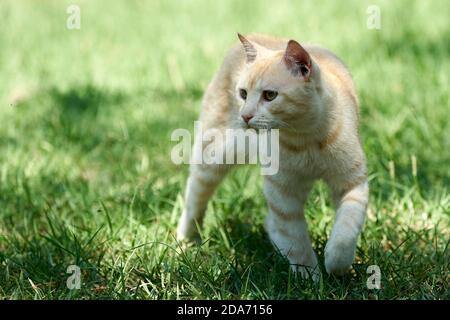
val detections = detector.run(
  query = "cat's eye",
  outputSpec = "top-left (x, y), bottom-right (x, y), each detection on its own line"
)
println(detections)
top-left (262, 90), bottom-right (278, 101)
top-left (239, 89), bottom-right (247, 100)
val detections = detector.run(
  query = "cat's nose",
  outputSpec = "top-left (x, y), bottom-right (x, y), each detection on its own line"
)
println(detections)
top-left (241, 114), bottom-right (254, 123)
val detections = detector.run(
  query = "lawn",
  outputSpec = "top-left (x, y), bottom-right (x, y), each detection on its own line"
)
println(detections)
top-left (0, 0), bottom-right (448, 299)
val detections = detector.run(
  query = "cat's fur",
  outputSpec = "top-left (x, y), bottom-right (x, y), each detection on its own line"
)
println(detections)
top-left (176, 33), bottom-right (369, 278)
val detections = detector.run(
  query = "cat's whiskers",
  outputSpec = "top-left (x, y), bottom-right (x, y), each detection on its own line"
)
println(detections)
top-left (275, 119), bottom-right (295, 130)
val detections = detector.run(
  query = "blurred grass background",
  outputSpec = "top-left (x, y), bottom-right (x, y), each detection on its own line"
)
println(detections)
top-left (0, 0), bottom-right (448, 299)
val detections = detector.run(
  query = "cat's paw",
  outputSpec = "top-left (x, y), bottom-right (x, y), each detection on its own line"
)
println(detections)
top-left (289, 251), bottom-right (320, 283)
top-left (176, 217), bottom-right (202, 244)
top-left (324, 235), bottom-right (357, 275)
top-left (176, 231), bottom-right (201, 244)
top-left (291, 264), bottom-right (320, 283)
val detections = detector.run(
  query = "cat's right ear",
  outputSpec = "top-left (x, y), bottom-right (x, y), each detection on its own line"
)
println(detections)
top-left (237, 33), bottom-right (257, 63)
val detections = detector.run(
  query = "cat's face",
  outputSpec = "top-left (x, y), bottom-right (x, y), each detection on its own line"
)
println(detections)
top-left (236, 35), bottom-right (322, 133)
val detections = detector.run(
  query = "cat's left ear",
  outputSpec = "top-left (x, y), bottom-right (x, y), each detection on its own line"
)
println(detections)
top-left (237, 33), bottom-right (257, 63)
top-left (284, 40), bottom-right (312, 80)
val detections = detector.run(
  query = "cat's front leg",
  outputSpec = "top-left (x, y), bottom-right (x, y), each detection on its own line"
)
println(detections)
top-left (264, 175), bottom-right (319, 280)
top-left (177, 130), bottom-right (233, 242)
top-left (325, 178), bottom-right (369, 275)
top-left (177, 163), bottom-right (231, 242)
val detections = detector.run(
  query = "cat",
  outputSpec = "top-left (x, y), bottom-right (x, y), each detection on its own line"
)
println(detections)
top-left (176, 33), bottom-right (369, 279)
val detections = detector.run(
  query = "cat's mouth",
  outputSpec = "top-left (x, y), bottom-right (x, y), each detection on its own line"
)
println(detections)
top-left (248, 122), bottom-right (275, 130)
top-left (238, 117), bottom-right (277, 130)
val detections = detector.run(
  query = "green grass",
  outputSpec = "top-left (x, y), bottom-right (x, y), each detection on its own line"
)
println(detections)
top-left (0, 0), bottom-right (449, 299)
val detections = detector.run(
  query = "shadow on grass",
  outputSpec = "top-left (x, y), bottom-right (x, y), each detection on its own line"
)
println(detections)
top-left (0, 212), bottom-right (107, 298)
top-left (200, 212), bottom-right (325, 298)
top-left (9, 84), bottom-right (201, 159)
top-left (50, 85), bottom-right (125, 118)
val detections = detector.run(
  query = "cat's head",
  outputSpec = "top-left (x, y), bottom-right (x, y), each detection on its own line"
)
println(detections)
top-left (236, 34), bottom-right (323, 133)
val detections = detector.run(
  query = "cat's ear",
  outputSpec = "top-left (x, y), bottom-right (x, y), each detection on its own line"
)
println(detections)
top-left (284, 40), bottom-right (312, 80)
top-left (237, 33), bottom-right (257, 63)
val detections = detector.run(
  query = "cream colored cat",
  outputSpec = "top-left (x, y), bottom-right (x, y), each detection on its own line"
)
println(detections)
top-left (176, 33), bottom-right (369, 279)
